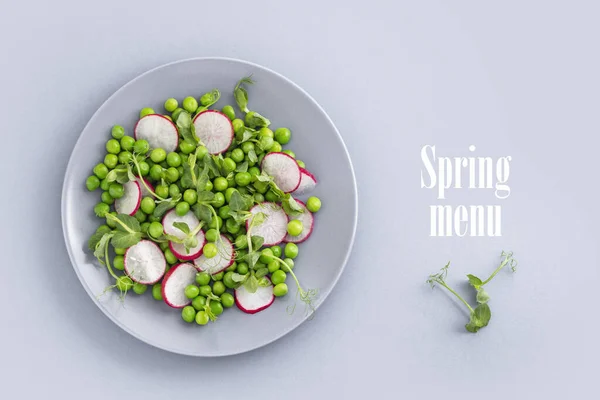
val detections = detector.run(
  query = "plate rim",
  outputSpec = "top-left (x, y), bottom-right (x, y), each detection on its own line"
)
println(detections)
top-left (61, 56), bottom-right (358, 357)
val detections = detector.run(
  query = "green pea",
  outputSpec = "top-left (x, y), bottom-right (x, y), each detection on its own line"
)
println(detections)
top-left (252, 193), bottom-right (264, 203)
top-left (205, 179), bottom-right (214, 192)
top-left (116, 276), bottom-right (133, 292)
top-left (195, 310), bottom-right (209, 325)
top-left (282, 150), bottom-right (296, 159)
top-left (258, 153), bottom-right (265, 164)
top-left (103, 154), bottom-right (118, 170)
top-left (273, 283), bottom-right (288, 297)
top-left (248, 167), bottom-right (260, 177)
top-left (213, 272), bottom-right (224, 281)
top-left (101, 191), bottom-right (114, 205)
top-left (164, 248), bottom-right (177, 264)
top-left (98, 178), bottom-right (109, 191)
top-left (148, 215), bottom-right (160, 223)
top-left (269, 142), bottom-right (283, 153)
top-left (226, 218), bottom-right (241, 234)
top-left (196, 272), bottom-right (211, 286)
top-left (113, 255), bottom-right (125, 271)
top-left (94, 203), bottom-right (110, 218)
top-left (216, 206), bottom-right (230, 221)
top-left (106, 139), bottom-right (120, 154)
top-left (230, 148), bottom-right (245, 163)
top-left (133, 282), bottom-right (147, 295)
top-left (113, 247), bottom-right (126, 255)
top-left (235, 235), bottom-right (248, 250)
top-left (235, 172), bottom-right (251, 187)
top-left (210, 301), bottom-right (224, 316)
top-left (236, 262), bottom-right (249, 275)
top-left (191, 296), bottom-right (206, 310)
top-left (203, 229), bottom-right (217, 243)
top-left (196, 145), bottom-right (209, 160)
top-left (237, 187), bottom-right (249, 196)
top-left (223, 272), bottom-right (236, 288)
top-left (223, 158), bottom-right (236, 174)
top-left (150, 148), bottom-right (166, 163)
top-left (199, 285), bottom-right (212, 297)
top-left (133, 139), bottom-right (150, 154)
top-left (284, 243), bottom-right (299, 259)
top-left (222, 105), bottom-right (236, 120)
top-left (265, 190), bottom-right (279, 202)
top-left (210, 177), bottom-right (226, 193)
top-left (138, 161), bottom-right (150, 176)
top-left (105, 212), bottom-right (118, 228)
top-left (182, 189), bottom-right (197, 205)
top-left (166, 152), bottom-right (182, 167)
top-left (152, 283), bottom-right (163, 300)
top-left (159, 241), bottom-right (168, 251)
top-left (120, 136), bottom-right (135, 152)
top-left (164, 167), bottom-right (179, 183)
top-left (271, 270), bottom-right (287, 285)
top-left (185, 284), bottom-right (200, 299)
top-left (253, 181), bottom-right (269, 194)
top-left (164, 98), bottom-right (178, 112)
top-left (93, 163), bottom-right (109, 180)
top-left (232, 118), bottom-right (245, 134)
top-left (140, 197), bottom-right (155, 214)
top-left (140, 107), bottom-right (155, 118)
top-left (107, 183), bottom-right (124, 199)
top-left (181, 96), bottom-right (197, 113)
top-left (274, 127), bottom-right (291, 144)
top-left (155, 184), bottom-right (169, 199)
top-left (86, 176), bottom-right (100, 191)
top-left (224, 188), bottom-right (237, 203)
top-left (148, 222), bottom-right (163, 238)
top-left (259, 136), bottom-right (274, 151)
top-left (281, 258), bottom-right (295, 272)
top-left (180, 305), bottom-right (196, 323)
top-left (169, 184), bottom-right (181, 198)
top-left (118, 151), bottom-right (131, 165)
top-left (163, 114), bottom-right (173, 121)
top-left (134, 210), bottom-right (147, 223)
top-left (296, 160), bottom-right (306, 168)
top-left (203, 243), bottom-right (218, 258)
top-left (257, 248), bottom-right (273, 264)
top-left (179, 140), bottom-right (195, 154)
top-left (111, 125), bottom-right (125, 140)
top-left (306, 196), bottom-right (322, 212)
top-left (171, 107), bottom-right (184, 121)
top-left (258, 127), bottom-right (273, 138)
top-left (175, 201), bottom-right (190, 216)
top-left (241, 142), bottom-right (254, 154)
top-left (287, 220), bottom-right (303, 236)
top-left (226, 262), bottom-right (237, 272)
top-left (220, 292), bottom-right (235, 308)
top-left (212, 192), bottom-right (225, 208)
top-left (212, 281), bottom-right (226, 296)
top-left (267, 260), bottom-right (280, 273)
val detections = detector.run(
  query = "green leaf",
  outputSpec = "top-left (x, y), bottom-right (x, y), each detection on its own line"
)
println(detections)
top-left (250, 211), bottom-right (266, 228)
top-left (153, 201), bottom-right (176, 219)
top-left (243, 275), bottom-right (259, 293)
top-left (251, 235), bottom-right (264, 250)
top-left (126, 163), bottom-right (137, 182)
top-left (228, 210), bottom-right (250, 224)
top-left (467, 274), bottom-right (483, 289)
top-left (176, 111), bottom-right (198, 144)
top-left (200, 89), bottom-right (221, 108)
top-left (193, 204), bottom-right (213, 224)
top-left (245, 251), bottom-right (261, 269)
top-left (180, 161), bottom-right (195, 189)
top-left (88, 231), bottom-right (106, 251)
top-left (282, 196), bottom-right (304, 216)
top-left (248, 149), bottom-right (258, 163)
top-left (258, 277), bottom-right (271, 287)
top-left (196, 164), bottom-right (209, 193)
top-left (245, 111), bottom-right (271, 128)
top-left (111, 231), bottom-right (142, 249)
top-left (183, 235), bottom-right (198, 252)
top-left (476, 288), bottom-right (490, 304)
top-left (93, 233), bottom-right (113, 264)
top-left (235, 161), bottom-right (248, 173)
top-left (231, 273), bottom-right (248, 283)
top-left (256, 172), bottom-right (272, 183)
top-left (115, 167), bottom-right (130, 184)
top-left (173, 222), bottom-right (190, 235)
top-left (114, 214), bottom-right (141, 233)
top-left (465, 304), bottom-right (492, 333)
top-left (203, 154), bottom-right (221, 177)
top-left (197, 190), bottom-right (215, 202)
top-left (105, 169), bottom-right (118, 183)
top-left (255, 267), bottom-right (269, 278)
top-left (229, 190), bottom-right (246, 212)
top-left (234, 76), bottom-right (253, 113)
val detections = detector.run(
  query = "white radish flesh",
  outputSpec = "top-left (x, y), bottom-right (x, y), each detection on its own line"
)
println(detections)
top-left (193, 234), bottom-right (234, 274)
top-left (292, 168), bottom-right (317, 195)
top-left (169, 230), bottom-right (206, 261)
top-left (261, 152), bottom-right (301, 193)
top-left (161, 263), bottom-right (197, 308)
top-left (284, 201), bottom-right (314, 244)
top-left (192, 110), bottom-right (234, 155)
top-left (124, 240), bottom-right (167, 284)
top-left (235, 280), bottom-right (275, 314)
top-left (134, 114), bottom-right (179, 153)
top-left (162, 210), bottom-right (200, 240)
top-left (114, 180), bottom-right (141, 216)
top-left (246, 202), bottom-right (289, 246)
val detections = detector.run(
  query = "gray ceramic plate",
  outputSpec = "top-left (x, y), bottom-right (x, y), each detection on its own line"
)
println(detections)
top-left (62, 57), bottom-right (357, 356)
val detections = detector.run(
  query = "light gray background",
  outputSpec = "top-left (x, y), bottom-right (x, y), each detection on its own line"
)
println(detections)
top-left (1, 0), bottom-right (598, 399)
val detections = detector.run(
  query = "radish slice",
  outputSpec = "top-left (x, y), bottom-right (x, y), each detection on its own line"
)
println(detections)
top-left (292, 168), bottom-right (317, 195)
top-left (246, 202), bottom-right (289, 246)
top-left (261, 152), bottom-right (301, 193)
top-left (284, 201), bottom-right (314, 244)
top-left (192, 110), bottom-right (234, 155)
top-left (124, 240), bottom-right (166, 284)
top-left (135, 177), bottom-right (154, 198)
top-left (161, 263), bottom-right (197, 308)
top-left (134, 114), bottom-right (179, 153)
top-left (169, 230), bottom-right (206, 261)
top-left (235, 278), bottom-right (274, 314)
top-left (114, 180), bottom-right (141, 216)
top-left (193, 234), bottom-right (234, 274)
top-left (162, 210), bottom-right (200, 240)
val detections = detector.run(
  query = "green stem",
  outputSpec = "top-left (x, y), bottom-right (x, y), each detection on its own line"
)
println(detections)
top-left (131, 154), bottom-right (167, 201)
top-left (104, 242), bottom-right (119, 280)
top-left (105, 214), bottom-right (135, 234)
top-left (273, 256), bottom-right (304, 295)
top-left (481, 256), bottom-right (511, 286)
top-left (438, 281), bottom-right (474, 314)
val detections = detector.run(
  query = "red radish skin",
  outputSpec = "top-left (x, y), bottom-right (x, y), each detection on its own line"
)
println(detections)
top-left (192, 110), bottom-right (234, 155)
top-left (292, 168), bottom-right (317, 195)
top-left (169, 230), bottom-right (206, 261)
top-left (136, 177), bottom-right (155, 198)
top-left (114, 180), bottom-right (141, 216)
top-left (260, 152), bottom-right (301, 193)
top-left (134, 114), bottom-right (179, 153)
top-left (284, 200), bottom-right (314, 244)
top-left (123, 240), bottom-right (167, 284)
top-left (193, 234), bottom-right (234, 274)
top-left (162, 210), bottom-right (200, 240)
top-left (161, 263), bottom-right (197, 308)
top-left (245, 202), bottom-right (289, 246)
top-left (235, 277), bottom-right (275, 314)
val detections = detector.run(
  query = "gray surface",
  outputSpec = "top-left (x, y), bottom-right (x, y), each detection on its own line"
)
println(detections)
top-left (62, 57), bottom-right (357, 356)
top-left (1, 0), bottom-right (598, 398)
